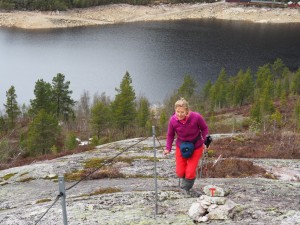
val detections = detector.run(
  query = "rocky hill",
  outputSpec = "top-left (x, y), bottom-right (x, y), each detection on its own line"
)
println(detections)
top-left (0, 2), bottom-right (300, 29)
top-left (0, 136), bottom-right (299, 224)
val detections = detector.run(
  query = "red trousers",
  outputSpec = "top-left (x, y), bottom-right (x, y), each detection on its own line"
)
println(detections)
top-left (175, 145), bottom-right (204, 180)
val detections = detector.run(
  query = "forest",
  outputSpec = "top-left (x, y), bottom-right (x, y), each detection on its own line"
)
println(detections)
top-left (0, 58), bottom-right (300, 169)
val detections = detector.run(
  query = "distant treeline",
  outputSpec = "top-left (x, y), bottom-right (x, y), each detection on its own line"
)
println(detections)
top-left (0, 0), bottom-right (215, 11)
top-left (1, 58), bottom-right (300, 162)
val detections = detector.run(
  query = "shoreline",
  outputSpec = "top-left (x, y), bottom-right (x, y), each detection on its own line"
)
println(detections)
top-left (0, 2), bottom-right (300, 29)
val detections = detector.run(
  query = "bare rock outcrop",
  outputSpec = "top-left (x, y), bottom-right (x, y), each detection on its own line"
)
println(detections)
top-left (0, 137), bottom-right (299, 224)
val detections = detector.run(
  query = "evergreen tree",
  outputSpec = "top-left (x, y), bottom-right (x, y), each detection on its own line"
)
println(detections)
top-left (52, 73), bottom-right (76, 121)
top-left (202, 80), bottom-right (212, 99)
top-left (159, 109), bottom-right (168, 133)
top-left (177, 74), bottom-right (197, 99)
top-left (136, 96), bottom-right (150, 128)
top-left (65, 132), bottom-right (77, 150)
top-left (232, 69), bottom-right (245, 106)
top-left (214, 68), bottom-right (228, 109)
top-left (90, 101), bottom-right (111, 139)
top-left (293, 98), bottom-right (300, 132)
top-left (282, 68), bottom-right (291, 95)
top-left (0, 115), bottom-right (7, 134)
top-left (26, 109), bottom-right (60, 156)
top-left (291, 68), bottom-right (300, 95)
top-left (4, 86), bottom-right (20, 129)
top-left (111, 71), bottom-right (136, 133)
top-left (255, 64), bottom-right (273, 90)
top-left (271, 58), bottom-right (285, 79)
top-left (270, 109), bottom-right (282, 133)
top-left (209, 85), bottom-right (217, 111)
top-left (30, 79), bottom-right (54, 116)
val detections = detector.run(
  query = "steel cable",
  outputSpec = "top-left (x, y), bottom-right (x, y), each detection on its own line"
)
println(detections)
top-left (66, 136), bottom-right (149, 191)
top-left (34, 193), bottom-right (62, 225)
top-left (33, 136), bottom-right (149, 224)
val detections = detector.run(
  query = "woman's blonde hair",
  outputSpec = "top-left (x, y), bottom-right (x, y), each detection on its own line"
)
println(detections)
top-left (175, 97), bottom-right (189, 111)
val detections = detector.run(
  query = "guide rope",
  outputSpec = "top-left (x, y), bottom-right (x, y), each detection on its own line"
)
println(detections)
top-left (34, 136), bottom-right (149, 224)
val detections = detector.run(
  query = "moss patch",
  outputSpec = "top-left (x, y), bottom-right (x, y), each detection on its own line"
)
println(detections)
top-left (36, 198), bottom-right (52, 204)
top-left (81, 187), bottom-right (122, 197)
top-left (65, 170), bottom-right (85, 181)
top-left (18, 177), bottom-right (35, 182)
top-left (2, 173), bottom-right (17, 180)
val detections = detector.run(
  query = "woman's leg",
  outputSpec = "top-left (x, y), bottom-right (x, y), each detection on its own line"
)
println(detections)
top-left (185, 145), bottom-right (204, 180)
top-left (175, 145), bottom-right (187, 178)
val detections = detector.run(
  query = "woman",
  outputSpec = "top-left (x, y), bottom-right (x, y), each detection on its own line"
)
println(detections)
top-left (163, 98), bottom-right (209, 196)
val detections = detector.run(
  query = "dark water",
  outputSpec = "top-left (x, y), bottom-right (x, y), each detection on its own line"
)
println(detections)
top-left (1, 19), bottom-right (300, 108)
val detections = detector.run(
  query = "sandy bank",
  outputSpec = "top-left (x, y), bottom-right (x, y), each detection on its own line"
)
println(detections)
top-left (0, 2), bottom-right (300, 29)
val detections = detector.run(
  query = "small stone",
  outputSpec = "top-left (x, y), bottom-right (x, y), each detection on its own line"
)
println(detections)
top-left (203, 185), bottom-right (229, 197)
top-left (198, 215), bottom-right (209, 222)
top-left (188, 202), bottom-right (207, 220)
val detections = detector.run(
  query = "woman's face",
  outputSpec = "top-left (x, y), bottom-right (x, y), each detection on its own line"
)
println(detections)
top-left (175, 106), bottom-right (188, 120)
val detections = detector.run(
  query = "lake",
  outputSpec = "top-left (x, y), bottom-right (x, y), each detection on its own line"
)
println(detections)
top-left (1, 19), bottom-right (300, 109)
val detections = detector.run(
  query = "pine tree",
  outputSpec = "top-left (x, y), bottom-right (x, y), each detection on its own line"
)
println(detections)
top-left (30, 79), bottom-right (54, 116)
top-left (255, 64), bottom-right (273, 90)
top-left (271, 58), bottom-right (285, 79)
top-left (26, 109), bottom-right (60, 156)
top-left (293, 98), bottom-right (300, 132)
top-left (111, 71), bottom-right (136, 134)
top-left (136, 96), bottom-right (150, 128)
top-left (291, 68), bottom-right (300, 95)
top-left (4, 86), bottom-right (20, 129)
top-left (52, 73), bottom-right (76, 121)
top-left (177, 74), bottom-right (197, 99)
top-left (90, 101), bottom-right (111, 139)
top-left (214, 68), bottom-right (228, 109)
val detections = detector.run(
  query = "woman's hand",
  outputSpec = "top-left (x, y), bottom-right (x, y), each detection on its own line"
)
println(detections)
top-left (163, 149), bottom-right (170, 156)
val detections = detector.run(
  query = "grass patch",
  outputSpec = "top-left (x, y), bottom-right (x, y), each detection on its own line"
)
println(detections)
top-left (81, 187), bottom-right (122, 197)
top-left (84, 156), bottom-right (139, 169)
top-left (65, 166), bottom-right (125, 181)
top-left (43, 175), bottom-right (58, 181)
top-left (84, 158), bottom-right (106, 169)
top-left (142, 146), bottom-right (154, 150)
top-left (128, 174), bottom-right (155, 178)
top-left (84, 167), bottom-right (125, 179)
top-left (2, 173), bottom-right (17, 180)
top-left (134, 156), bottom-right (159, 162)
top-left (20, 172), bottom-right (29, 177)
top-left (36, 198), bottom-right (52, 204)
top-left (65, 170), bottom-right (85, 181)
top-left (18, 177), bottom-right (35, 182)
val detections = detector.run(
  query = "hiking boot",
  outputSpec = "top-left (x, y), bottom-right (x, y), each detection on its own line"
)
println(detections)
top-left (189, 189), bottom-right (202, 198)
top-left (179, 188), bottom-right (192, 198)
top-left (181, 178), bottom-right (195, 191)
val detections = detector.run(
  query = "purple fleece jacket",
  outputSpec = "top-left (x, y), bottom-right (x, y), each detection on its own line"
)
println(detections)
top-left (166, 111), bottom-right (209, 151)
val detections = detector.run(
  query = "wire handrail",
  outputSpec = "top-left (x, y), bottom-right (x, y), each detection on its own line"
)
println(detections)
top-left (33, 136), bottom-right (150, 224)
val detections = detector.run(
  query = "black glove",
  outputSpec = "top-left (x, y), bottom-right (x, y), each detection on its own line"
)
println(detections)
top-left (204, 135), bottom-right (212, 148)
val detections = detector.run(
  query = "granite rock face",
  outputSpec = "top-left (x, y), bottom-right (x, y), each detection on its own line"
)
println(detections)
top-left (0, 137), bottom-right (299, 224)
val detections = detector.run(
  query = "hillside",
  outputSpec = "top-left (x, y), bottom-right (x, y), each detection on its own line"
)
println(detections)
top-left (0, 136), bottom-right (299, 224)
top-left (0, 2), bottom-right (300, 29)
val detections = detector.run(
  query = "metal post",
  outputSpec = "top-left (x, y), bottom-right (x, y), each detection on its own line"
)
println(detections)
top-left (199, 157), bottom-right (204, 178)
top-left (152, 126), bottom-right (158, 215)
top-left (58, 175), bottom-right (68, 225)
